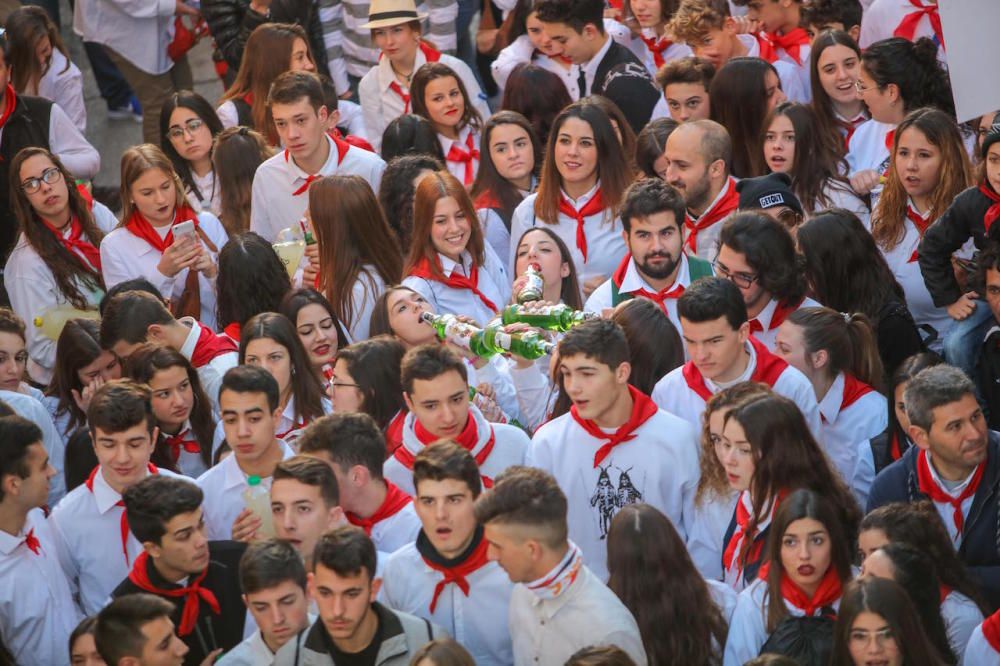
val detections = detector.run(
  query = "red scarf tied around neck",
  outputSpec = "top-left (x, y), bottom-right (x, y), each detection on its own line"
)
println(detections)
top-left (558, 189), bottom-right (606, 262)
top-left (125, 205), bottom-right (200, 252)
top-left (640, 34), bottom-right (673, 69)
top-left (347, 481), bottom-right (412, 535)
top-left (570, 385), bottom-right (659, 467)
top-left (982, 608), bottom-right (1000, 652)
top-left (749, 298), bottom-right (802, 335)
top-left (755, 28), bottom-right (811, 65)
top-left (611, 253), bottom-right (684, 310)
top-left (906, 206), bottom-right (932, 263)
top-left (916, 448), bottom-right (985, 539)
top-left (127, 551), bottom-right (220, 636)
top-left (980, 181), bottom-right (1000, 235)
top-left (422, 536), bottom-right (490, 613)
top-left (894, 0), bottom-right (944, 50)
top-left (41, 204), bottom-right (102, 274)
top-left (86, 463), bottom-right (158, 565)
top-left (446, 132), bottom-right (480, 187)
top-left (781, 566), bottom-right (842, 617)
top-left (407, 256), bottom-right (498, 313)
top-left (684, 179), bottom-right (739, 254)
top-left (396, 411), bottom-right (497, 487)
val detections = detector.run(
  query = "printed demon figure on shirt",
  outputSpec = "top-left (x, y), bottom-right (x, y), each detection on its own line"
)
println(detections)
top-left (589, 462), bottom-right (645, 539)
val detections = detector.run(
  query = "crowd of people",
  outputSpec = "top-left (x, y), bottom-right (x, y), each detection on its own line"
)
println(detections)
top-left (0, 0), bottom-right (996, 664)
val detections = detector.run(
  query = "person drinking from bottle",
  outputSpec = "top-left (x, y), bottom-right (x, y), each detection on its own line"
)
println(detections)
top-left (383, 344), bottom-right (529, 497)
top-left (586, 178), bottom-right (713, 333)
top-left (402, 171), bottom-right (510, 328)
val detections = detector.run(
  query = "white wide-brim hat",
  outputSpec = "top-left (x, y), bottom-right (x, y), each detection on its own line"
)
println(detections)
top-left (361, 0), bottom-right (429, 30)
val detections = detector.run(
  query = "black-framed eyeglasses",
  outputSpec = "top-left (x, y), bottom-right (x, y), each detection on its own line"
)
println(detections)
top-left (166, 118), bottom-right (205, 140)
top-left (713, 260), bottom-right (759, 289)
top-left (21, 166), bottom-right (63, 194)
top-left (330, 380), bottom-right (361, 390)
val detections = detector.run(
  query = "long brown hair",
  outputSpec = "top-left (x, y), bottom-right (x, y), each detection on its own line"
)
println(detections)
top-left (872, 108), bottom-right (973, 251)
top-left (763, 103), bottom-right (851, 213)
top-left (6, 6), bottom-right (69, 94)
top-left (512, 227), bottom-right (583, 310)
top-left (404, 171), bottom-right (485, 278)
top-left (764, 489), bottom-right (854, 632)
top-left (610, 298), bottom-right (684, 394)
top-left (44, 318), bottom-right (108, 432)
top-left (410, 62), bottom-right (483, 134)
top-left (534, 101), bottom-right (631, 224)
top-left (9, 148), bottom-right (105, 308)
top-left (125, 343), bottom-right (215, 471)
top-left (607, 503), bottom-right (728, 665)
top-left (309, 176), bottom-right (402, 331)
top-left (220, 23), bottom-right (314, 145)
top-left (213, 126), bottom-right (274, 235)
top-left (334, 336), bottom-right (406, 430)
top-left (727, 394), bottom-right (861, 578)
top-left (786, 307), bottom-right (884, 390)
top-left (809, 30), bottom-right (863, 156)
top-left (119, 144), bottom-right (192, 223)
top-left (470, 111), bottom-right (541, 230)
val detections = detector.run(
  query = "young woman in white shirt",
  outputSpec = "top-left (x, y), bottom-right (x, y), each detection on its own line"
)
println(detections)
top-left (43, 318), bottom-right (120, 444)
top-left (308, 175), bottom-right (402, 342)
top-left (509, 101), bottom-right (631, 297)
top-left (212, 126), bottom-right (275, 236)
top-left (160, 91), bottom-right (224, 217)
top-left (216, 23), bottom-right (317, 144)
top-left (6, 6), bottom-right (86, 132)
top-left (491, 0), bottom-right (577, 95)
top-left (279, 287), bottom-right (349, 391)
top-left (402, 170), bottom-right (510, 325)
top-left (607, 503), bottom-right (732, 665)
top-left (0, 309), bottom-right (43, 400)
top-left (125, 343), bottom-right (215, 479)
top-left (471, 111), bottom-right (541, 261)
top-left (240, 312), bottom-right (332, 448)
top-left (101, 144), bottom-right (228, 330)
top-left (215, 231), bottom-right (292, 343)
top-left (6, 148), bottom-right (115, 384)
top-left (410, 62), bottom-right (484, 187)
top-left (809, 31), bottom-right (867, 155)
top-left (870, 108), bottom-right (973, 353)
top-left (358, 1), bottom-right (488, 152)
top-left (724, 488), bottom-right (855, 665)
top-left (761, 102), bottom-right (869, 225)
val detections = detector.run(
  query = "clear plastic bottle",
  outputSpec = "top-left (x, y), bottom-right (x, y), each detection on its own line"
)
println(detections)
top-left (33, 306), bottom-right (100, 341)
top-left (242, 475), bottom-right (276, 539)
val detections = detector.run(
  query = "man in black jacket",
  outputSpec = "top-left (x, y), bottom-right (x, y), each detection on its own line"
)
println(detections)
top-left (868, 364), bottom-right (1000, 611)
top-left (113, 475), bottom-right (247, 666)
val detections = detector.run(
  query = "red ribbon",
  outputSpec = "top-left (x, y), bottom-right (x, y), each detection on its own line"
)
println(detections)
top-left (23, 528), bottom-right (41, 555)
top-left (127, 551), bottom-right (220, 636)
top-left (682, 336), bottom-right (788, 401)
top-left (893, 0), bottom-right (945, 50)
top-left (640, 34), bottom-right (673, 69)
top-left (983, 608), bottom-right (1000, 652)
top-left (40, 214), bottom-right (102, 273)
top-left (124, 205), bottom-right (200, 254)
top-left (164, 428), bottom-right (200, 463)
top-left (780, 566), bottom-right (842, 616)
top-left (756, 27), bottom-right (810, 65)
top-left (286, 133), bottom-right (351, 196)
top-left (684, 178), bottom-right (739, 254)
top-left (445, 132), bottom-right (480, 187)
top-left (422, 536), bottom-right (490, 613)
top-left (407, 256), bottom-right (498, 313)
top-left (906, 206), bottom-right (932, 263)
top-left (749, 297), bottom-right (803, 335)
top-left (188, 324), bottom-right (237, 369)
top-left (611, 253), bottom-right (684, 310)
top-left (916, 449), bottom-right (984, 540)
top-left (347, 481), bottom-right (412, 535)
top-left (558, 189), bottom-right (606, 263)
top-left (0, 85), bottom-right (16, 130)
top-left (569, 385), bottom-right (659, 467)
top-left (86, 463), bottom-right (158, 566)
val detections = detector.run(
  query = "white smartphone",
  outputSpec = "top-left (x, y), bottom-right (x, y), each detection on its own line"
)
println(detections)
top-left (172, 220), bottom-right (196, 243)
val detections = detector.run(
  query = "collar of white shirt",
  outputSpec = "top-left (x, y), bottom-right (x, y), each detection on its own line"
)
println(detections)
top-left (817, 372), bottom-right (847, 424)
top-left (581, 35), bottom-right (614, 90)
top-left (438, 251), bottom-right (472, 279)
top-left (619, 252), bottom-right (690, 294)
top-left (377, 47), bottom-right (432, 94)
top-left (179, 317), bottom-right (204, 360)
top-left (285, 135), bottom-right (339, 186)
top-left (706, 340), bottom-right (756, 393)
top-left (751, 297), bottom-right (780, 332)
top-left (690, 177), bottom-right (733, 222)
top-left (91, 466), bottom-right (128, 514)
top-left (0, 510), bottom-right (39, 556)
top-left (221, 441), bottom-right (295, 491)
top-left (560, 181), bottom-right (601, 209)
top-left (925, 451), bottom-right (979, 499)
top-left (907, 197), bottom-right (931, 220)
top-left (438, 125), bottom-right (474, 158)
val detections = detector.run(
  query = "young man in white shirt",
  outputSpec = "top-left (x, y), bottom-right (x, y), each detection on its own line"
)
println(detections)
top-left (196, 366), bottom-right (294, 541)
top-left (663, 120), bottom-right (740, 261)
top-left (250, 70), bottom-right (386, 242)
top-left (270, 456), bottom-right (346, 571)
top-left (587, 178), bottom-right (714, 332)
top-left (860, 0), bottom-right (944, 64)
top-left (299, 412), bottom-right (421, 554)
top-left (733, 0), bottom-right (812, 98)
top-left (381, 441), bottom-right (514, 666)
top-left (385, 344), bottom-right (529, 496)
top-left (474, 466), bottom-right (647, 665)
top-left (101, 290), bottom-right (237, 414)
top-left (220, 539), bottom-right (312, 666)
top-left (0, 415), bottom-right (81, 666)
top-left (50, 380), bottom-right (179, 616)
top-left (715, 211), bottom-right (818, 352)
top-left (527, 319), bottom-right (700, 580)
top-left (652, 276), bottom-right (823, 438)
top-left (94, 594), bottom-right (191, 666)
top-left (275, 525), bottom-right (444, 664)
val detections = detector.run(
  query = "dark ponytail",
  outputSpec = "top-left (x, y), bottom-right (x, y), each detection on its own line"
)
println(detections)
top-left (861, 37), bottom-right (953, 116)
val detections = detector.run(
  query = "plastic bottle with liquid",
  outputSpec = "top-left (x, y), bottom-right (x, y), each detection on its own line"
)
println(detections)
top-left (33, 305), bottom-right (101, 341)
top-left (242, 475), bottom-right (276, 539)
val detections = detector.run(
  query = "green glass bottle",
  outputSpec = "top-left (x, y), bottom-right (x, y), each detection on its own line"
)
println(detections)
top-left (421, 313), bottom-right (493, 357)
top-left (422, 313), bottom-right (554, 359)
top-left (500, 303), bottom-right (599, 332)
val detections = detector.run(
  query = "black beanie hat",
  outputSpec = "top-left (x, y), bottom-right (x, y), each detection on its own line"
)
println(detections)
top-left (982, 123), bottom-right (1000, 160)
top-left (735, 172), bottom-right (804, 216)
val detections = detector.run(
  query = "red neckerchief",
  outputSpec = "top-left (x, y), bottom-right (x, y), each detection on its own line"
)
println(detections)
top-left (127, 551), bottom-right (220, 636)
top-left (682, 336), bottom-right (789, 401)
top-left (23, 528), bottom-right (41, 555)
top-left (894, 0), bottom-right (944, 50)
top-left (939, 584), bottom-right (952, 603)
top-left (756, 28), bottom-right (810, 65)
top-left (385, 410), bottom-right (406, 457)
top-left (223, 322), bottom-right (240, 343)
top-left (906, 206), bottom-right (931, 263)
top-left (389, 81), bottom-right (410, 113)
top-left (980, 181), bottom-right (1000, 235)
top-left (0, 85), bottom-right (16, 129)
top-left (40, 214), bottom-right (102, 273)
top-left (188, 323), bottom-right (238, 368)
top-left (723, 492), bottom-right (756, 573)
top-left (781, 566), bottom-right (842, 616)
top-left (397, 411), bottom-right (497, 487)
top-left (749, 297), bottom-right (803, 334)
top-left (611, 253), bottom-right (683, 311)
top-left (164, 428), bottom-right (200, 463)
top-left (983, 608), bottom-right (1000, 653)
top-left (347, 481), bottom-right (412, 535)
top-left (640, 34), bottom-right (673, 68)
top-left (446, 131), bottom-right (480, 187)
top-left (422, 534), bottom-right (490, 613)
top-left (124, 205), bottom-right (199, 253)
top-left (287, 134), bottom-right (350, 196)
top-left (890, 431), bottom-right (903, 461)
top-left (916, 449), bottom-right (985, 539)
top-left (569, 385), bottom-right (659, 467)
top-left (407, 255), bottom-right (498, 312)
top-left (474, 190), bottom-right (503, 210)
top-left (558, 189), bottom-right (606, 262)
top-left (685, 178), bottom-right (738, 254)
top-left (839, 114), bottom-right (868, 151)
top-left (86, 463), bottom-right (158, 565)
top-left (276, 419), bottom-right (308, 441)
top-left (329, 129), bottom-right (375, 154)
top-left (840, 374), bottom-right (875, 411)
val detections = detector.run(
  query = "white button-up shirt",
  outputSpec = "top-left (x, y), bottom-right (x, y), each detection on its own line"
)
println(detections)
top-left (73, 0), bottom-right (175, 75)
top-left (817, 372), bottom-right (888, 484)
top-left (402, 247), bottom-right (510, 327)
top-left (0, 389), bottom-right (68, 505)
top-left (37, 48), bottom-right (87, 133)
top-left (0, 508), bottom-right (82, 666)
top-left (746, 296), bottom-right (821, 352)
top-left (178, 318), bottom-right (239, 414)
top-left (196, 440), bottom-right (295, 540)
top-left (250, 135), bottom-right (386, 242)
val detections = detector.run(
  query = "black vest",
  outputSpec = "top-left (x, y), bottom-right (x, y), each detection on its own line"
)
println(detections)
top-left (0, 95), bottom-right (53, 258)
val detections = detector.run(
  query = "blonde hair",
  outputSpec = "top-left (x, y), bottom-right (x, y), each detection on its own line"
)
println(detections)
top-left (669, 0), bottom-right (729, 44)
top-left (118, 144), bottom-right (192, 223)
